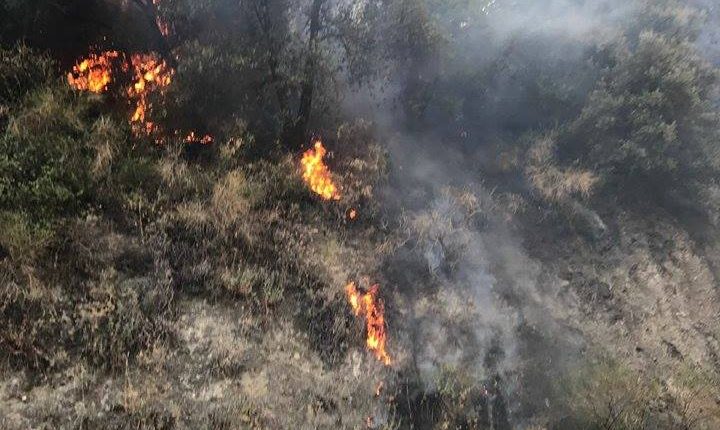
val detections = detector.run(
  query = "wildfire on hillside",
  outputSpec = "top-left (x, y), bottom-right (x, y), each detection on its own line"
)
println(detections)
top-left (345, 281), bottom-right (392, 365)
top-left (301, 140), bottom-right (341, 200)
top-left (67, 51), bottom-right (121, 93)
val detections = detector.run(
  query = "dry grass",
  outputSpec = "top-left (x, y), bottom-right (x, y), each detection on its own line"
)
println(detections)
top-left (88, 116), bottom-right (123, 178)
top-left (211, 169), bottom-right (252, 228)
top-left (556, 343), bottom-right (720, 430)
top-left (526, 136), bottom-right (599, 202)
top-left (0, 213), bottom-right (53, 263)
top-left (558, 357), bottom-right (659, 429)
top-left (664, 363), bottom-right (720, 429)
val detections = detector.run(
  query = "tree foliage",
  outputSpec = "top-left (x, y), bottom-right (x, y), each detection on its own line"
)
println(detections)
top-left (0, 47), bottom-right (97, 225)
top-left (556, 27), bottom-right (720, 198)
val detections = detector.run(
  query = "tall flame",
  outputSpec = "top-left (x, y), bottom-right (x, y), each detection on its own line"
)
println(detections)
top-left (301, 140), bottom-right (341, 200)
top-left (67, 51), bottom-right (120, 93)
top-left (345, 282), bottom-right (391, 365)
top-left (128, 53), bottom-right (173, 135)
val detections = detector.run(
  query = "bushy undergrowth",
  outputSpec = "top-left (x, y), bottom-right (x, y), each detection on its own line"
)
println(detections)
top-left (0, 45), bottom-right (54, 104)
top-left (557, 357), bottom-right (720, 430)
top-left (3, 1), bottom-right (720, 426)
top-left (0, 45), bottom-right (387, 376)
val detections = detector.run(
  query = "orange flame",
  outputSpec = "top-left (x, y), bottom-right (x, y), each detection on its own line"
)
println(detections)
top-left (184, 131), bottom-right (214, 145)
top-left (67, 49), bottom-right (214, 145)
top-left (375, 381), bottom-right (384, 397)
top-left (67, 51), bottom-right (120, 93)
top-left (128, 53), bottom-right (173, 135)
top-left (348, 208), bottom-right (358, 221)
top-left (345, 282), bottom-right (391, 365)
top-left (301, 140), bottom-right (341, 200)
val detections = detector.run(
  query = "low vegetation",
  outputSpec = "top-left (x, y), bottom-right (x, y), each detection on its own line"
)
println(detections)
top-left (2, 0), bottom-right (720, 428)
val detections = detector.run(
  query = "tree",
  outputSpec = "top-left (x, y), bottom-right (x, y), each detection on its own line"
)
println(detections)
top-left (284, 0), bottom-right (326, 147)
top-left (556, 29), bottom-right (720, 200)
top-left (156, 0), bottom-right (441, 147)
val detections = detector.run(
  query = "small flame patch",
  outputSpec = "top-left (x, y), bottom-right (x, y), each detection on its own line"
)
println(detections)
top-left (375, 381), bottom-right (384, 397)
top-left (345, 281), bottom-right (391, 365)
top-left (301, 140), bottom-right (341, 200)
top-left (128, 53), bottom-right (173, 136)
top-left (184, 131), bottom-right (214, 145)
top-left (67, 51), bottom-right (120, 93)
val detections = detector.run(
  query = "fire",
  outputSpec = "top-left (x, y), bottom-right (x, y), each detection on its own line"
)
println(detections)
top-left (348, 208), bottom-right (358, 221)
top-left (366, 416), bottom-right (374, 428)
top-left (345, 282), bottom-right (391, 365)
top-left (153, 0), bottom-right (171, 37)
top-left (184, 131), bottom-right (214, 145)
top-left (66, 1), bottom-right (215, 144)
top-left (66, 51), bottom-right (176, 138)
top-left (301, 140), bottom-right (341, 200)
top-left (67, 50), bottom-right (213, 144)
top-left (127, 53), bottom-right (173, 135)
top-left (67, 51), bottom-right (120, 93)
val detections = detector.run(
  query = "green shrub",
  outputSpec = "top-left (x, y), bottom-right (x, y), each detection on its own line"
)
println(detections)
top-left (556, 30), bottom-right (720, 199)
top-left (558, 358), bottom-right (659, 429)
top-left (0, 85), bottom-right (97, 224)
top-left (0, 45), bottom-right (54, 104)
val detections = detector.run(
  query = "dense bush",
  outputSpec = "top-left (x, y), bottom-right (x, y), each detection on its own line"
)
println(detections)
top-left (555, 30), bottom-right (720, 200)
top-left (558, 357), bottom-right (720, 430)
top-left (0, 87), bottom-right (95, 224)
top-left (0, 45), bottom-right (55, 104)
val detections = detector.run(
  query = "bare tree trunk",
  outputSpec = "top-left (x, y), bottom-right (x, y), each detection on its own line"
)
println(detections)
top-left (286, 0), bottom-right (324, 148)
top-left (249, 1), bottom-right (289, 113)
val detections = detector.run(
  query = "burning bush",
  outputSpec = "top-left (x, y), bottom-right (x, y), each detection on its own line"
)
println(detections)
top-left (66, 48), bottom-right (212, 145)
top-left (127, 53), bottom-right (174, 136)
top-left (67, 50), bottom-right (121, 94)
top-left (301, 139), bottom-right (341, 201)
top-left (345, 281), bottom-right (392, 365)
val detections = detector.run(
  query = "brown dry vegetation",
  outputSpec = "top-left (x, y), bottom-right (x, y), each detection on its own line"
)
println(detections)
top-left (3, 1), bottom-right (720, 428)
